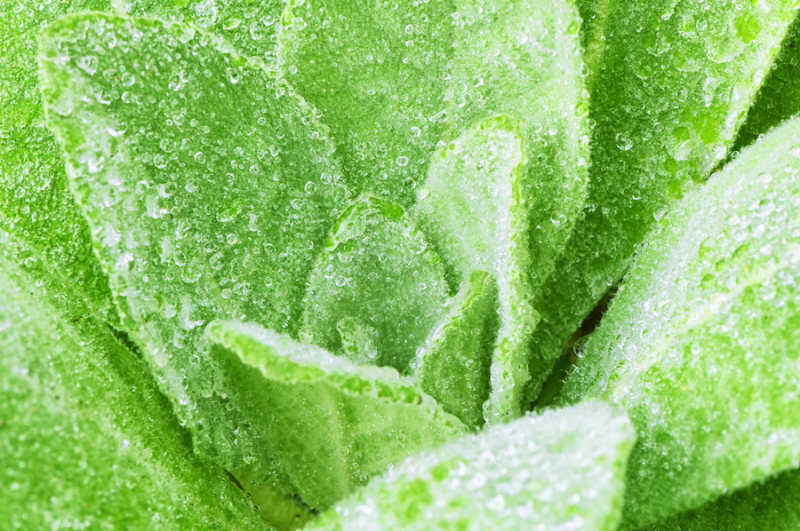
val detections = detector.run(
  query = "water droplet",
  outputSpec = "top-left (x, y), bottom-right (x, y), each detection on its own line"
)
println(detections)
top-left (193, 0), bottom-right (217, 28)
top-left (121, 72), bottom-right (135, 87)
top-left (615, 133), bottom-right (633, 151)
top-left (77, 56), bottom-right (98, 76)
top-left (194, 152), bottom-right (206, 164)
top-left (396, 156), bottom-right (409, 167)
top-left (335, 275), bottom-right (347, 287)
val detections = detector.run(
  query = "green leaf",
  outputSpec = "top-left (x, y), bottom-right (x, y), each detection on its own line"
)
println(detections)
top-left (0, 237), bottom-right (269, 531)
top-left (733, 14), bottom-right (800, 152)
top-left (278, 0), bottom-right (457, 206)
top-left (307, 402), bottom-right (636, 531)
top-left (0, 0), bottom-right (117, 321)
top-left (564, 116), bottom-right (800, 528)
top-left (645, 468), bottom-right (800, 531)
top-left (525, 0), bottom-right (800, 401)
top-left (413, 116), bottom-right (535, 422)
top-left (415, 270), bottom-right (498, 430)
top-left (121, 0), bottom-right (286, 65)
top-left (39, 9), bottom-right (348, 490)
top-left (446, 0), bottom-right (590, 297)
top-left (302, 195), bottom-right (450, 373)
top-left (205, 320), bottom-right (467, 511)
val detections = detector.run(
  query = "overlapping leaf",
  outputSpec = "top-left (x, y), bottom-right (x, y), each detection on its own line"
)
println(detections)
top-left (0, 235), bottom-right (269, 531)
top-left (279, 2), bottom-right (589, 322)
top-left (308, 402), bottom-right (635, 531)
top-left (303, 195), bottom-right (449, 373)
top-left (565, 117), bottom-right (800, 528)
top-left (415, 270), bottom-right (498, 429)
top-left (647, 468), bottom-right (800, 531)
top-left (526, 0), bottom-right (800, 400)
top-left (39, 10), bottom-right (348, 492)
top-left (278, 0), bottom-right (457, 207)
top-left (0, 0), bottom-right (116, 320)
top-left (206, 320), bottom-right (467, 510)
top-left (414, 116), bottom-right (534, 422)
top-left (733, 13), bottom-right (800, 151)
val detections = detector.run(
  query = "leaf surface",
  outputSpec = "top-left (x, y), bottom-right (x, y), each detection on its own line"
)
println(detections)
top-left (303, 195), bottom-right (449, 373)
top-left (646, 468), bottom-right (800, 531)
top-left (446, 0), bottom-right (589, 298)
top-left (0, 0), bottom-right (116, 320)
top-left (277, 0), bottom-right (456, 206)
top-left (414, 116), bottom-right (535, 422)
top-left (0, 236), bottom-right (270, 531)
top-left (39, 10), bottom-right (348, 493)
top-left (206, 320), bottom-right (467, 510)
top-left (307, 402), bottom-right (635, 531)
top-left (733, 13), bottom-right (800, 152)
top-left (564, 117), bottom-right (800, 528)
top-left (121, 0), bottom-right (287, 64)
top-left (415, 270), bottom-right (498, 429)
top-left (526, 0), bottom-right (800, 400)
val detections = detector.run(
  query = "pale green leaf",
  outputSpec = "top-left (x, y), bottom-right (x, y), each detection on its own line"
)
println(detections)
top-left (0, 0), bottom-right (116, 320)
top-left (564, 117), bottom-right (800, 528)
top-left (308, 402), bottom-right (635, 531)
top-left (0, 237), bottom-right (270, 531)
top-left (415, 270), bottom-right (498, 430)
top-left (525, 0), bottom-right (800, 401)
top-left (39, 10), bottom-right (348, 490)
top-left (302, 195), bottom-right (449, 373)
top-left (646, 468), bottom-right (800, 531)
top-left (446, 0), bottom-right (590, 298)
top-left (205, 320), bottom-right (467, 511)
top-left (277, 0), bottom-right (457, 206)
top-left (414, 116), bottom-right (535, 422)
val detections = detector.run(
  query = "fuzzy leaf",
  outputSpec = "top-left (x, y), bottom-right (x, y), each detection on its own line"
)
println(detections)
top-left (278, 0), bottom-right (457, 206)
top-left (121, 0), bottom-right (286, 63)
top-left (39, 10), bottom-right (348, 493)
top-left (646, 468), bottom-right (800, 531)
top-left (308, 402), bottom-right (635, 531)
top-left (0, 236), bottom-right (269, 531)
top-left (302, 195), bottom-right (449, 373)
top-left (0, 0), bottom-right (116, 320)
top-left (733, 13), bottom-right (800, 152)
top-left (564, 117), bottom-right (800, 528)
top-left (415, 270), bottom-right (498, 430)
top-left (205, 320), bottom-right (467, 511)
top-left (446, 0), bottom-right (590, 299)
top-left (526, 0), bottom-right (800, 399)
top-left (414, 116), bottom-right (535, 422)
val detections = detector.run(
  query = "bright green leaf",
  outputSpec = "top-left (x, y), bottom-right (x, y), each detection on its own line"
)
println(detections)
top-left (205, 320), bottom-right (467, 510)
top-left (447, 0), bottom-right (590, 298)
top-left (0, 0), bottom-right (117, 321)
top-left (415, 270), bottom-right (498, 430)
top-left (0, 237), bottom-right (269, 531)
top-left (308, 402), bottom-right (635, 531)
top-left (278, 0), bottom-right (457, 206)
top-left (120, 0), bottom-right (286, 65)
top-left (414, 116), bottom-right (535, 423)
top-left (564, 117), bottom-right (800, 528)
top-left (526, 0), bottom-right (800, 402)
top-left (302, 195), bottom-right (449, 373)
top-left (733, 14), bottom-right (800, 152)
top-left (39, 10), bottom-right (349, 490)
top-left (646, 468), bottom-right (800, 531)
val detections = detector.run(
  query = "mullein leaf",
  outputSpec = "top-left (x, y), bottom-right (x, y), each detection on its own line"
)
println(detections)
top-left (39, 10), bottom-right (348, 499)
top-left (205, 320), bottom-right (467, 510)
top-left (565, 117), bottom-right (800, 528)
